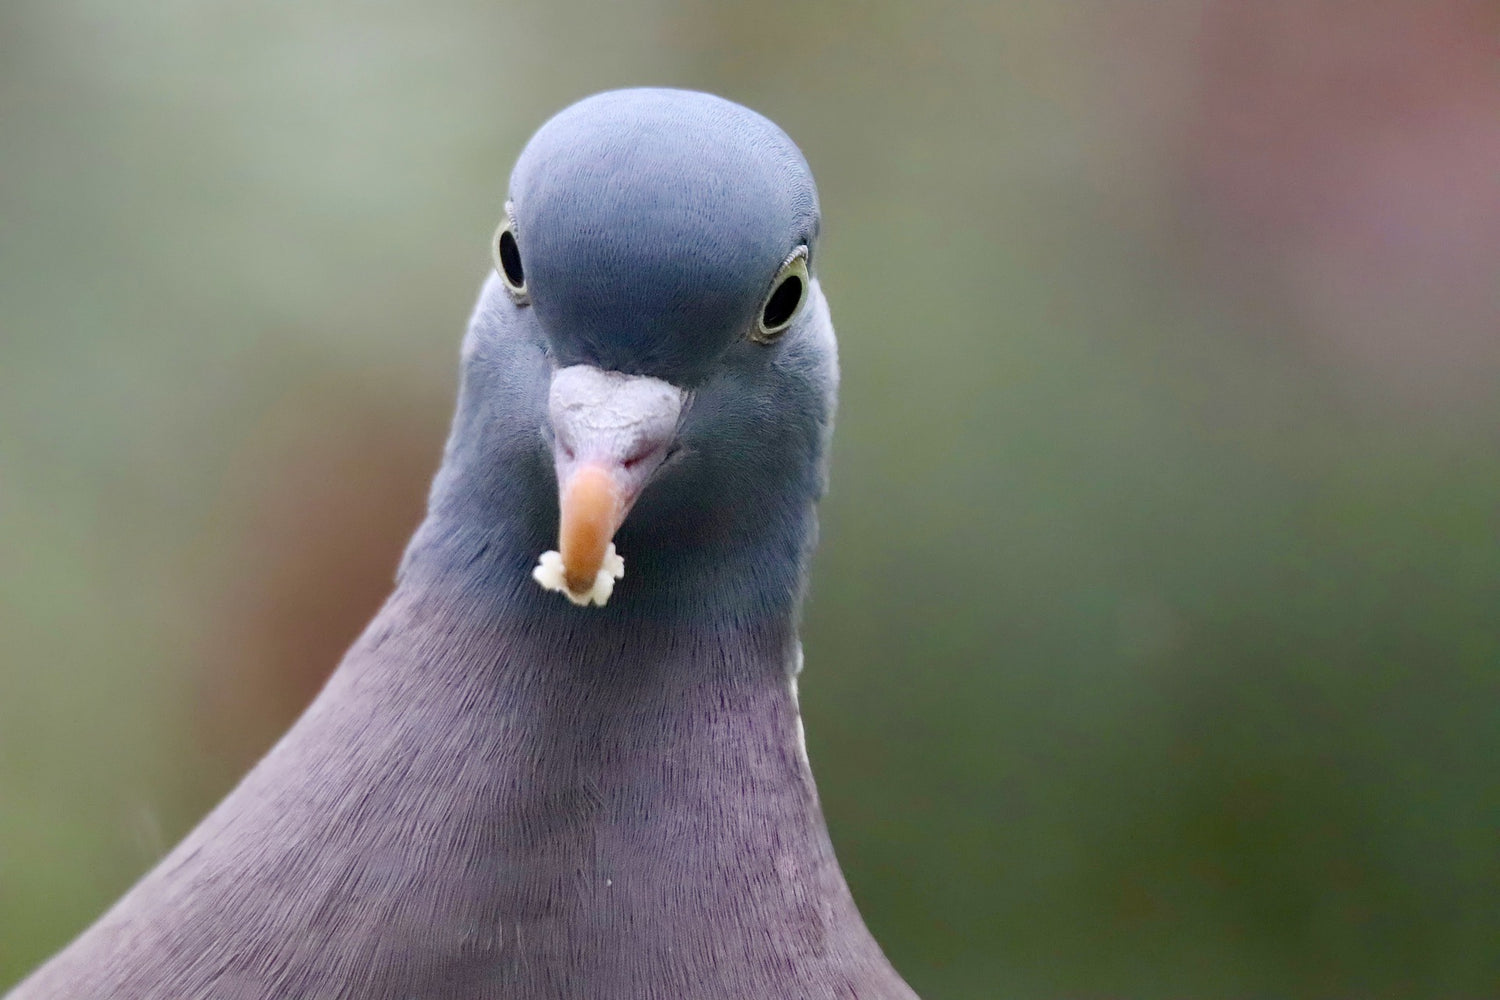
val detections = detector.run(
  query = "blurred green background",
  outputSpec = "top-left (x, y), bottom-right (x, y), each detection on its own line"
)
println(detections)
top-left (3, 2), bottom-right (1499, 996)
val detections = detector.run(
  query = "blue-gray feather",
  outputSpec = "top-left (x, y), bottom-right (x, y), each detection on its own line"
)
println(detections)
top-left (512, 88), bottom-right (819, 382)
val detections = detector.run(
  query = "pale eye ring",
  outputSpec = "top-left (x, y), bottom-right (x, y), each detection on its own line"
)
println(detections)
top-left (492, 202), bottom-right (529, 305)
top-left (751, 246), bottom-right (809, 344)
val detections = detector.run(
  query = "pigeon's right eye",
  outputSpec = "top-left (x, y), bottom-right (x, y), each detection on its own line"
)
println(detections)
top-left (493, 205), bottom-right (529, 305)
top-left (752, 246), bottom-right (809, 344)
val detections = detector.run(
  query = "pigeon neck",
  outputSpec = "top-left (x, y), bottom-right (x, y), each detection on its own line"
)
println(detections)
top-left (393, 519), bottom-right (811, 701)
top-left (315, 558), bottom-right (903, 994)
top-left (405, 464), bottom-right (820, 655)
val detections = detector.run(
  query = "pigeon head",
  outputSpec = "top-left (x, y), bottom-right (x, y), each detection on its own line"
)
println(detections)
top-left (418, 89), bottom-right (836, 615)
top-left (506, 87), bottom-right (821, 382)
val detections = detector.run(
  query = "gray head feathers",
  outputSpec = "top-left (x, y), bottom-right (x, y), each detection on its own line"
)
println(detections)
top-left (509, 88), bottom-right (820, 383)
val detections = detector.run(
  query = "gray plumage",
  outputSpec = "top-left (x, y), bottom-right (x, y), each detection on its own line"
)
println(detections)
top-left (9, 88), bottom-right (918, 999)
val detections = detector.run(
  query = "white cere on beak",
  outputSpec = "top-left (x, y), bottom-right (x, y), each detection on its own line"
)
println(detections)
top-left (532, 544), bottom-right (626, 607)
top-left (533, 365), bottom-right (686, 608)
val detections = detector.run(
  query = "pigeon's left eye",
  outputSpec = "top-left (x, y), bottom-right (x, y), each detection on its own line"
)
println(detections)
top-left (492, 204), bottom-right (529, 305)
top-left (752, 247), bottom-right (809, 344)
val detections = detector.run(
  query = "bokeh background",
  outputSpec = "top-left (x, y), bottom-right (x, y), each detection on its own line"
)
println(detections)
top-left (3, 2), bottom-right (1499, 996)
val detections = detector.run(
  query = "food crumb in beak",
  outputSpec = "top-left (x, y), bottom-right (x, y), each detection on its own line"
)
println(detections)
top-left (532, 544), bottom-right (626, 607)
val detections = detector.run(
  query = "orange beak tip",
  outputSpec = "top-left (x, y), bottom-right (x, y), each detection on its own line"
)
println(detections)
top-left (557, 464), bottom-right (621, 586)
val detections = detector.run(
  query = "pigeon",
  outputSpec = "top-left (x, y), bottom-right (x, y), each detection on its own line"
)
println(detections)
top-left (8, 88), bottom-right (920, 1000)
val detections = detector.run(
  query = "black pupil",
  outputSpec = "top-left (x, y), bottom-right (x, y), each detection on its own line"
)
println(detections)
top-left (762, 274), bottom-right (803, 329)
top-left (498, 228), bottom-right (524, 288)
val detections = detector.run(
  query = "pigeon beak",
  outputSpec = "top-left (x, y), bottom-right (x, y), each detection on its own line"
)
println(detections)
top-left (541, 365), bottom-right (686, 603)
top-left (556, 464), bottom-right (624, 594)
